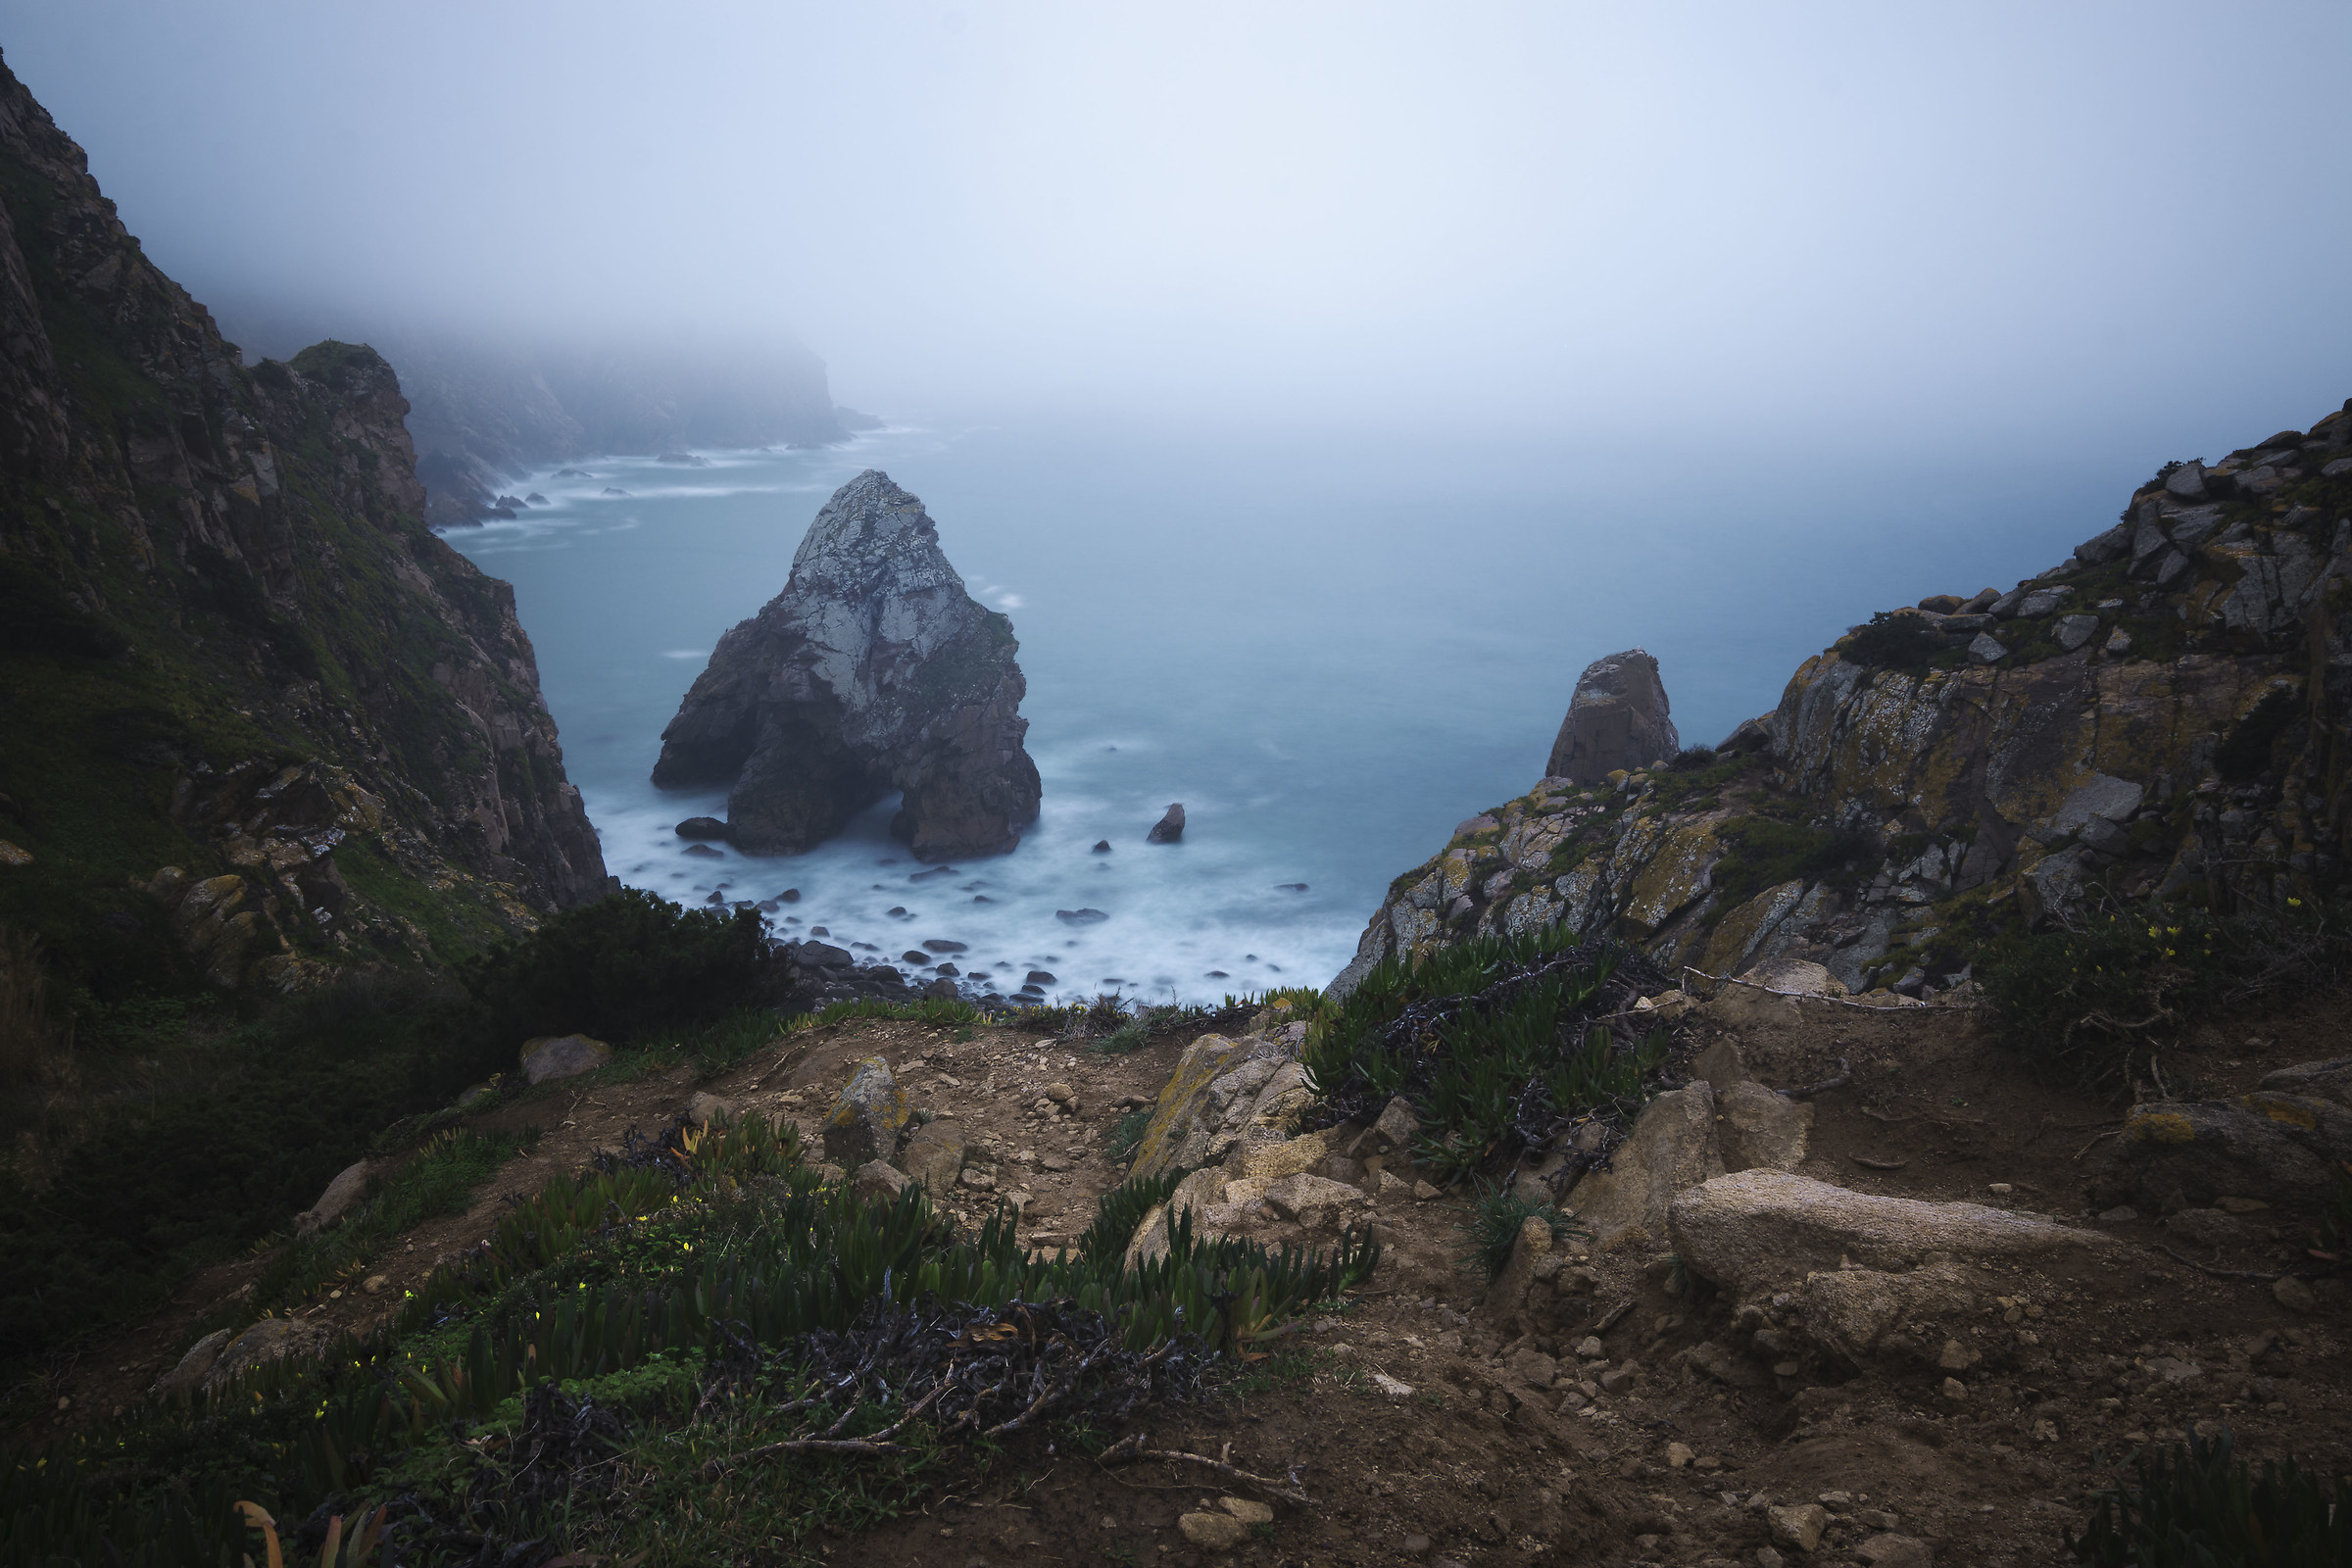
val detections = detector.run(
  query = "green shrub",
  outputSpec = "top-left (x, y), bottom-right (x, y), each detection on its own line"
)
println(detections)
top-left (1107, 1107), bottom-right (1152, 1165)
top-left (1710, 815), bottom-right (1873, 908)
top-left (1979, 901), bottom-right (2352, 1091)
top-left (1457, 1179), bottom-right (1579, 1280)
top-left (1842, 610), bottom-right (1942, 671)
top-left (2071, 1427), bottom-right (2352, 1566)
top-left (458, 888), bottom-right (771, 1054)
top-left (1303, 927), bottom-right (1670, 1179)
top-left (1091, 1019), bottom-right (1150, 1055)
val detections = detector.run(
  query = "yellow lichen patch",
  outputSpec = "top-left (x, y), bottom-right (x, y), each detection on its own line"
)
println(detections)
top-left (2125, 1107), bottom-right (2198, 1145)
top-left (1620, 821), bottom-right (1719, 935)
top-left (2245, 1093), bottom-right (2320, 1131)
top-left (1130, 1034), bottom-right (1244, 1178)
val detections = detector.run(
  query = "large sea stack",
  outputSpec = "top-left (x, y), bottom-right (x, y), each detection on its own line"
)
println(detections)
top-left (653, 470), bottom-right (1041, 859)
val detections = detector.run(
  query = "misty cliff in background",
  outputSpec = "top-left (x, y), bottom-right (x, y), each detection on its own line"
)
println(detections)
top-left (212, 310), bottom-right (870, 527)
top-left (0, 51), bottom-right (608, 999)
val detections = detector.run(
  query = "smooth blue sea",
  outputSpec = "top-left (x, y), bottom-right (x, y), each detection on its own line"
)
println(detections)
top-left (444, 417), bottom-right (2134, 1004)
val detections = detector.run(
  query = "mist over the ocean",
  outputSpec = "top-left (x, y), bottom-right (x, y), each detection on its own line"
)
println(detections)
top-left (448, 413), bottom-right (2162, 1001)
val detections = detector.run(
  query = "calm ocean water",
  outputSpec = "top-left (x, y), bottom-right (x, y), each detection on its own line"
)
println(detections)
top-left (444, 417), bottom-right (2131, 1003)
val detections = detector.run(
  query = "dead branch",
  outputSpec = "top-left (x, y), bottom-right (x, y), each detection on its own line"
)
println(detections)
top-left (1097, 1432), bottom-right (1310, 1506)
top-left (1681, 965), bottom-right (1980, 1012)
top-left (2156, 1246), bottom-right (2281, 1283)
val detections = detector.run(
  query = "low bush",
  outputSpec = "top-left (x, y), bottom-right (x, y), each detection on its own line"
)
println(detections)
top-left (1709, 814), bottom-right (1874, 909)
top-left (1979, 900), bottom-right (2352, 1092)
top-left (457, 889), bottom-right (772, 1057)
top-left (1303, 927), bottom-right (1672, 1180)
top-left (2070, 1426), bottom-right (2352, 1565)
top-left (1842, 610), bottom-right (1943, 671)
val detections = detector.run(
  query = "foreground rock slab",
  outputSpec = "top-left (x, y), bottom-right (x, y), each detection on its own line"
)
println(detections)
top-left (1669, 1168), bottom-right (2126, 1293)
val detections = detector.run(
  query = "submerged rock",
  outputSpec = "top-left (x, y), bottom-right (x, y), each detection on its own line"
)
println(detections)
top-left (652, 471), bottom-right (1041, 859)
top-left (1545, 649), bottom-right (1679, 783)
top-left (674, 815), bottom-right (728, 840)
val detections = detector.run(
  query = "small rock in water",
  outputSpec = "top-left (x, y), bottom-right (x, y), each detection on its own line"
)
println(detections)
top-left (1092, 839), bottom-right (1112, 853)
top-left (934, 962), bottom-right (958, 976)
top-left (776, 888), bottom-right (801, 902)
top-left (925, 938), bottom-right (968, 953)
top-left (1275, 881), bottom-right (1308, 891)
top-left (903, 951), bottom-right (930, 965)
top-left (973, 894), bottom-right (993, 903)
top-left (1147, 803), bottom-right (1186, 843)
top-left (674, 816), bottom-right (728, 840)
top-left (1026, 970), bottom-right (1056, 984)
top-left (1055, 907), bottom-right (1108, 923)
top-left (1205, 970), bottom-right (1229, 979)
top-left (888, 906), bottom-right (908, 916)
top-left (683, 843), bottom-right (724, 858)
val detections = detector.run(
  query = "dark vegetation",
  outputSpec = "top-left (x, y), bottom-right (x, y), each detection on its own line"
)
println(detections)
top-left (0, 891), bottom-right (786, 1375)
top-left (1977, 900), bottom-right (2352, 1093)
top-left (2070, 1427), bottom-right (2352, 1565)
top-left (1709, 813), bottom-right (1875, 910)
top-left (1459, 1179), bottom-right (1579, 1281)
top-left (1, 1110), bottom-right (1375, 1566)
top-left (1842, 608), bottom-right (1945, 671)
top-left (1302, 926), bottom-right (1674, 1181)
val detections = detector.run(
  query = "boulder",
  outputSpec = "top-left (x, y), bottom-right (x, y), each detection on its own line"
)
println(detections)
top-left (2259, 1057), bottom-right (2352, 1108)
top-left (519, 1033), bottom-right (613, 1085)
top-left (853, 1159), bottom-right (910, 1202)
top-left (650, 471), bottom-right (1041, 860)
top-left (1715, 1080), bottom-right (1812, 1173)
top-left (149, 1328), bottom-right (232, 1401)
top-left (1486, 1213), bottom-right (1556, 1319)
top-left (292, 1159), bottom-right (374, 1239)
top-left (1147, 803), bottom-right (1186, 844)
top-left (1734, 956), bottom-right (1845, 997)
top-left (2088, 1092), bottom-right (2352, 1212)
top-left (687, 1092), bottom-right (738, 1126)
top-left (1797, 1258), bottom-right (1978, 1361)
top-left (898, 1117), bottom-right (968, 1193)
top-left (1669, 1170), bottom-right (2126, 1294)
top-left (1263, 1172), bottom-right (1365, 1221)
top-left (1563, 1084), bottom-right (1725, 1245)
top-left (821, 1057), bottom-right (911, 1168)
top-left (1545, 650), bottom-right (1679, 784)
top-left (1129, 1032), bottom-right (1306, 1180)
top-left (674, 816), bottom-right (728, 840)
top-left (205, 1318), bottom-right (327, 1391)
top-left (1348, 1095), bottom-right (1422, 1157)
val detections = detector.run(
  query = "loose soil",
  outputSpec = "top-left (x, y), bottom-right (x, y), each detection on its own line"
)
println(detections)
top-left (16, 991), bottom-right (2351, 1567)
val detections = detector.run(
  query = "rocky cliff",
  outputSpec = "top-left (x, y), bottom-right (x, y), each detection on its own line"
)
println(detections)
top-left (0, 52), bottom-right (608, 996)
top-left (215, 310), bottom-right (858, 529)
top-left (653, 470), bottom-right (1041, 859)
top-left (1333, 400), bottom-right (2352, 1002)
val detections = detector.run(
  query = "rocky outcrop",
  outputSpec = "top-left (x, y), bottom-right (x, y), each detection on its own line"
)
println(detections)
top-left (213, 315), bottom-right (852, 528)
top-left (0, 53), bottom-right (607, 994)
top-left (1546, 650), bottom-right (1679, 783)
top-left (653, 471), bottom-right (1041, 859)
top-left (1332, 398), bottom-right (2352, 1003)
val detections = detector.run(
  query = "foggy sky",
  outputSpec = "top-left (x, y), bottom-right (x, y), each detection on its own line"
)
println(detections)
top-left (4, 2), bottom-right (2349, 447)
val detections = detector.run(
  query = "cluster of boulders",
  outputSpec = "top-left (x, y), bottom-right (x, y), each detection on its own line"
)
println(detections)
top-left (1331, 397), bottom-right (2352, 1001)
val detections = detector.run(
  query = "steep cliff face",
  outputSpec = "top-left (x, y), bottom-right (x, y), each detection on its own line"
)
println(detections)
top-left (0, 53), bottom-right (607, 994)
top-left (654, 470), bottom-right (1041, 860)
top-left (1334, 399), bottom-right (2352, 1001)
